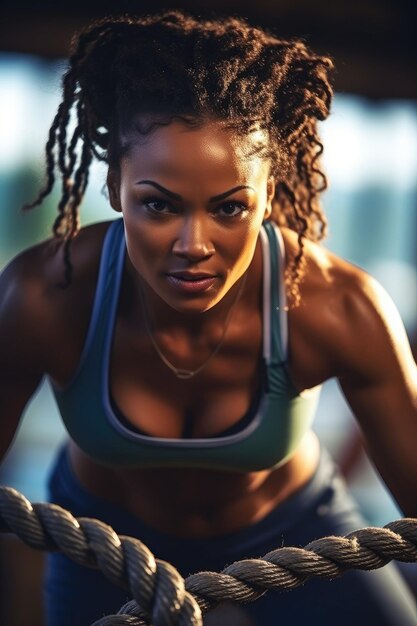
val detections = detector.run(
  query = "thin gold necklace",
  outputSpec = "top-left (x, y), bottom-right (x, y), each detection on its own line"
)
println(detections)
top-left (138, 272), bottom-right (248, 379)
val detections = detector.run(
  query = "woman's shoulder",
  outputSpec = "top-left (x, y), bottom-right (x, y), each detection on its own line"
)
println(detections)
top-left (280, 226), bottom-right (372, 297)
top-left (0, 220), bottom-right (114, 376)
top-left (280, 227), bottom-right (399, 381)
top-left (0, 220), bottom-right (112, 300)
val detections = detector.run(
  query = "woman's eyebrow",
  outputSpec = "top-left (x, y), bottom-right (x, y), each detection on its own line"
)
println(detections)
top-left (210, 185), bottom-right (255, 202)
top-left (136, 180), bottom-right (182, 201)
top-left (135, 180), bottom-right (255, 202)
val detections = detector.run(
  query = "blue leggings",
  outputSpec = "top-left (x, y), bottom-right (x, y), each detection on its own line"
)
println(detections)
top-left (45, 445), bottom-right (417, 626)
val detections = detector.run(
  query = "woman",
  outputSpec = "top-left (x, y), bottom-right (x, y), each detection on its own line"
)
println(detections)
top-left (1, 10), bottom-right (417, 626)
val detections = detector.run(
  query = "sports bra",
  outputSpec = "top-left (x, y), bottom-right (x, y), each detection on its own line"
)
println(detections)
top-left (50, 218), bottom-right (320, 472)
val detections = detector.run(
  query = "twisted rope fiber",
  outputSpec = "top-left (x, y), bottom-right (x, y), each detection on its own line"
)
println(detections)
top-left (2, 487), bottom-right (417, 626)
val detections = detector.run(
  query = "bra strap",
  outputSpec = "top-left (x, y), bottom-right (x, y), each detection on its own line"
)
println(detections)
top-left (87, 218), bottom-right (126, 353)
top-left (262, 221), bottom-right (287, 366)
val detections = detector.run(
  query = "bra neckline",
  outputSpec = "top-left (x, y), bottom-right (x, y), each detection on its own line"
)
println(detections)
top-left (109, 371), bottom-right (265, 440)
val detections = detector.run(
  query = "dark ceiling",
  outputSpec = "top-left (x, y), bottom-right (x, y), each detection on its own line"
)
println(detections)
top-left (1, 0), bottom-right (416, 100)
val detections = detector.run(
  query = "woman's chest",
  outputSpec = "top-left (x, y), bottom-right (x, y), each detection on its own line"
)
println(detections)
top-left (109, 315), bottom-right (264, 439)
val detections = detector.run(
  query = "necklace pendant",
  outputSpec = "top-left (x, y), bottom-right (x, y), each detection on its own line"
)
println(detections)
top-left (175, 369), bottom-right (196, 379)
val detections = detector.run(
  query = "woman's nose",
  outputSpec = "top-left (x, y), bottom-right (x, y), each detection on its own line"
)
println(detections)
top-left (172, 215), bottom-right (214, 262)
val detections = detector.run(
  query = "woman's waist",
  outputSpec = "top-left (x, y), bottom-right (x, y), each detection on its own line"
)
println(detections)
top-left (65, 431), bottom-right (320, 537)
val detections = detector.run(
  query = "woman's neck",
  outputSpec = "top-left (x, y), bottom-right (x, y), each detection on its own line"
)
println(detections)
top-left (123, 238), bottom-right (262, 339)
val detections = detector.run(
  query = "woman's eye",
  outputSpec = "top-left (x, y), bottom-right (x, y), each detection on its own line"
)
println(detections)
top-left (143, 198), bottom-right (172, 214)
top-left (217, 202), bottom-right (247, 217)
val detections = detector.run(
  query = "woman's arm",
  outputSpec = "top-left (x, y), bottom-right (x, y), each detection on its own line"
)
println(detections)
top-left (335, 273), bottom-right (417, 516)
top-left (0, 221), bottom-right (110, 462)
top-left (0, 252), bottom-right (48, 461)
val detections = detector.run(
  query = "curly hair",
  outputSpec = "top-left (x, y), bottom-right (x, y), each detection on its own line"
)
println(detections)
top-left (26, 10), bottom-right (334, 301)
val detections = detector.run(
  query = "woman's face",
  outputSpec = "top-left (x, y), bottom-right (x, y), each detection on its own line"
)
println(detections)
top-left (108, 119), bottom-right (275, 314)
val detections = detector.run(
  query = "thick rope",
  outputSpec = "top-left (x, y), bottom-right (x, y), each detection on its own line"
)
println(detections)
top-left (1, 485), bottom-right (417, 626)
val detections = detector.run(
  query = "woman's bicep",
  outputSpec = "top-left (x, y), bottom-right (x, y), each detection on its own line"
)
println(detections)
top-left (337, 273), bottom-right (417, 411)
top-left (0, 259), bottom-right (48, 461)
top-left (336, 274), bottom-right (417, 515)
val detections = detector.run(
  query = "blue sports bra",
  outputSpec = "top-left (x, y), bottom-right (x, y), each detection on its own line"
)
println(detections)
top-left (50, 219), bottom-right (320, 472)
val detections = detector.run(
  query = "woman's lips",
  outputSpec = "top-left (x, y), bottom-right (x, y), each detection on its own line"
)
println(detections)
top-left (166, 274), bottom-right (217, 294)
